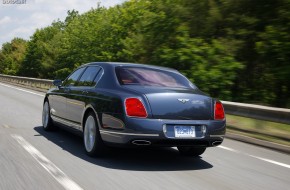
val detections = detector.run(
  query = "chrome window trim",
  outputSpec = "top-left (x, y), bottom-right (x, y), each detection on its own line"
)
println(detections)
top-left (51, 115), bottom-right (81, 129)
top-left (99, 130), bottom-right (159, 137)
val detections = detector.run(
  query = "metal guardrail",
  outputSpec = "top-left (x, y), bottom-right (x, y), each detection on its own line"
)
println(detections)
top-left (0, 74), bottom-right (53, 91)
top-left (0, 74), bottom-right (290, 124)
top-left (222, 101), bottom-right (290, 125)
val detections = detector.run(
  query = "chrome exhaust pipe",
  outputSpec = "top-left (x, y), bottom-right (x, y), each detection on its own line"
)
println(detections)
top-left (132, 140), bottom-right (151, 146)
top-left (212, 141), bottom-right (222, 146)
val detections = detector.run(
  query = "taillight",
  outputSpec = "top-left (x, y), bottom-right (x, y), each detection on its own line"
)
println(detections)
top-left (125, 98), bottom-right (147, 118)
top-left (214, 101), bottom-right (225, 120)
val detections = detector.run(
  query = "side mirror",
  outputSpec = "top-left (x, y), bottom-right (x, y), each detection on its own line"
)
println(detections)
top-left (53, 79), bottom-right (62, 87)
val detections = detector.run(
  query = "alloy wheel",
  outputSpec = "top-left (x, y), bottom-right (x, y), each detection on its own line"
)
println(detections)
top-left (84, 115), bottom-right (97, 152)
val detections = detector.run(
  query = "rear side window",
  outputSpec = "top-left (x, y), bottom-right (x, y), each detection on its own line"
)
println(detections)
top-left (63, 67), bottom-right (86, 87)
top-left (115, 67), bottom-right (193, 88)
top-left (77, 66), bottom-right (101, 86)
top-left (93, 68), bottom-right (104, 84)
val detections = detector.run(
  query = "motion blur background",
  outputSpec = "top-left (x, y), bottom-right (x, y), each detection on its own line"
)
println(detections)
top-left (0, 0), bottom-right (290, 108)
top-left (0, 2), bottom-right (289, 189)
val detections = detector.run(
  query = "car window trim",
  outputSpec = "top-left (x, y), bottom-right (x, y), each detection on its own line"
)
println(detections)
top-left (74, 65), bottom-right (104, 88)
top-left (75, 66), bottom-right (101, 87)
top-left (63, 66), bottom-right (87, 87)
top-left (91, 67), bottom-right (102, 84)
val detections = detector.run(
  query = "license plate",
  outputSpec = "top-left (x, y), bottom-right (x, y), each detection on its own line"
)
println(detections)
top-left (174, 126), bottom-right (196, 138)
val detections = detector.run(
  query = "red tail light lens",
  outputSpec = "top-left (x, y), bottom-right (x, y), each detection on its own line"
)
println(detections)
top-left (214, 101), bottom-right (225, 120)
top-left (125, 98), bottom-right (147, 118)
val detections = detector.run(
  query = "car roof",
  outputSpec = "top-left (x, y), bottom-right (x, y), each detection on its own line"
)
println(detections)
top-left (83, 62), bottom-right (178, 73)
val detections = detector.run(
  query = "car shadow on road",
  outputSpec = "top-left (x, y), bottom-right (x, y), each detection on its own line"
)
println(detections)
top-left (34, 126), bottom-right (213, 171)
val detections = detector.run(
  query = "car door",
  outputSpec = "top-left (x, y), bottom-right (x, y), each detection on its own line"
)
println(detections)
top-left (65, 66), bottom-right (101, 129)
top-left (49, 87), bottom-right (67, 120)
top-left (55, 67), bottom-right (86, 125)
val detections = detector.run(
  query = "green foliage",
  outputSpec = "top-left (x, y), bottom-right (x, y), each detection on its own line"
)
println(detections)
top-left (18, 20), bottom-right (64, 78)
top-left (159, 36), bottom-right (243, 99)
top-left (0, 38), bottom-right (27, 75)
top-left (54, 68), bottom-right (72, 80)
top-left (255, 1), bottom-right (290, 107)
top-left (1, 0), bottom-right (290, 107)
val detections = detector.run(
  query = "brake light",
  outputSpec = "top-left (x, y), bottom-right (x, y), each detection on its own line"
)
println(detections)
top-left (125, 98), bottom-right (147, 118)
top-left (214, 101), bottom-right (225, 120)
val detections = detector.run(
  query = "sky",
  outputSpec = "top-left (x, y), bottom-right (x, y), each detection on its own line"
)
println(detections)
top-left (0, 0), bottom-right (126, 46)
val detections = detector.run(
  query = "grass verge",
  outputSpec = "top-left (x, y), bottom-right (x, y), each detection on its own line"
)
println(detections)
top-left (226, 114), bottom-right (290, 147)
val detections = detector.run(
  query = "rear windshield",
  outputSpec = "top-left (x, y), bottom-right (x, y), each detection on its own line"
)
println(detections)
top-left (115, 66), bottom-right (194, 89)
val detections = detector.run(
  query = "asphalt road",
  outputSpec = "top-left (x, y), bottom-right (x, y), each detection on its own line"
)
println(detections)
top-left (0, 82), bottom-right (289, 190)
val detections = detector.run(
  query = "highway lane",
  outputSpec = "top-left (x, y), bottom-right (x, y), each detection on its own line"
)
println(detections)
top-left (0, 82), bottom-right (289, 190)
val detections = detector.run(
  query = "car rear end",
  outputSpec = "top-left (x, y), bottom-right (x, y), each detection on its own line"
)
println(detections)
top-left (101, 65), bottom-right (226, 149)
top-left (121, 95), bottom-right (226, 148)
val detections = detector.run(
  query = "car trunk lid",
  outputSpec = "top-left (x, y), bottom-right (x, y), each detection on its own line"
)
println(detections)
top-left (124, 86), bottom-right (213, 120)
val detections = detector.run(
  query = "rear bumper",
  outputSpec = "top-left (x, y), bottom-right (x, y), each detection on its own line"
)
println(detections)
top-left (100, 117), bottom-right (226, 147)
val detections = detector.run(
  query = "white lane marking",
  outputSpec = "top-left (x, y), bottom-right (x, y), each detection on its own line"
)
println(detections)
top-left (219, 146), bottom-right (239, 153)
top-left (0, 82), bottom-right (44, 97)
top-left (11, 134), bottom-right (83, 190)
top-left (3, 124), bottom-right (10, 128)
top-left (249, 155), bottom-right (290, 169)
top-left (218, 146), bottom-right (290, 169)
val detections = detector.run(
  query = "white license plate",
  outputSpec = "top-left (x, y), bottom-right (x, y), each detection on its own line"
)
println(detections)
top-left (174, 126), bottom-right (196, 138)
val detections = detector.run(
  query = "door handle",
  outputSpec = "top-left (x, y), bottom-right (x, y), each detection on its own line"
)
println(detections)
top-left (64, 88), bottom-right (71, 93)
top-left (82, 91), bottom-right (89, 94)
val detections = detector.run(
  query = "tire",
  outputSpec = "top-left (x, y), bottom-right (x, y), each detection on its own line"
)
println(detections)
top-left (177, 146), bottom-right (206, 157)
top-left (83, 112), bottom-right (106, 157)
top-left (42, 101), bottom-right (55, 131)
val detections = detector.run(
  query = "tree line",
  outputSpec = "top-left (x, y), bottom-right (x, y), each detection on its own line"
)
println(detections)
top-left (0, 0), bottom-right (289, 108)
